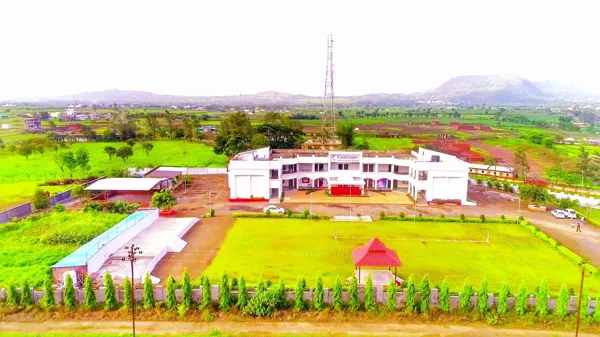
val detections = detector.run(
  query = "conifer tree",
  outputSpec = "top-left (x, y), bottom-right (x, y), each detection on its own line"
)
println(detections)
top-left (515, 282), bottom-right (527, 316)
top-left (20, 279), bottom-right (33, 307)
top-left (405, 275), bottom-right (417, 313)
top-left (364, 274), bottom-right (374, 312)
top-left (459, 280), bottom-right (473, 312)
top-left (43, 277), bottom-right (55, 310)
top-left (439, 277), bottom-right (450, 313)
top-left (143, 274), bottom-right (155, 309)
top-left (477, 279), bottom-right (488, 315)
top-left (237, 276), bottom-right (248, 309)
top-left (83, 275), bottom-right (96, 309)
top-left (497, 283), bottom-right (510, 315)
top-left (200, 276), bottom-right (211, 309)
top-left (386, 279), bottom-right (396, 312)
top-left (5, 283), bottom-right (18, 307)
top-left (165, 276), bottom-right (177, 310)
top-left (348, 275), bottom-right (359, 311)
top-left (536, 281), bottom-right (548, 316)
top-left (314, 275), bottom-right (324, 310)
top-left (333, 276), bottom-right (343, 311)
top-left (294, 277), bottom-right (306, 311)
top-left (420, 275), bottom-right (431, 314)
top-left (219, 273), bottom-right (231, 311)
top-left (123, 277), bottom-right (132, 309)
top-left (275, 279), bottom-right (286, 309)
top-left (580, 287), bottom-right (589, 317)
top-left (593, 293), bottom-right (600, 321)
top-left (555, 285), bottom-right (568, 318)
top-left (256, 277), bottom-right (266, 296)
top-left (104, 271), bottom-right (118, 311)
top-left (181, 269), bottom-right (193, 308)
top-left (63, 274), bottom-right (76, 310)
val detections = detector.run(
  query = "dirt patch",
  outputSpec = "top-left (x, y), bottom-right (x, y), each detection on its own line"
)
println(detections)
top-left (472, 140), bottom-right (545, 176)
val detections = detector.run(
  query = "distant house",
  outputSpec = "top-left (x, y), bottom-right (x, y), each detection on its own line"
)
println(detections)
top-left (55, 123), bottom-right (84, 134)
top-left (474, 125), bottom-right (492, 131)
top-left (456, 124), bottom-right (475, 131)
top-left (1, 123), bottom-right (12, 129)
top-left (431, 121), bottom-right (440, 126)
top-left (469, 164), bottom-right (515, 178)
top-left (197, 125), bottom-right (217, 133)
top-left (587, 139), bottom-right (600, 146)
top-left (448, 122), bottom-right (460, 127)
top-left (0, 114), bottom-right (8, 119)
top-left (23, 116), bottom-right (41, 131)
top-left (573, 122), bottom-right (589, 128)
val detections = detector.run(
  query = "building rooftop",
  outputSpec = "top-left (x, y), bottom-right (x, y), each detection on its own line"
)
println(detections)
top-left (269, 149), bottom-right (413, 159)
top-left (85, 178), bottom-right (166, 191)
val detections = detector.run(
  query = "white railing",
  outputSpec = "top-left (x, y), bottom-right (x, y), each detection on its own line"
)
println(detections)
top-left (186, 168), bottom-right (228, 175)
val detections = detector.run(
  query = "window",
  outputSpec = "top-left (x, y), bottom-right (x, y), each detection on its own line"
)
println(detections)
top-left (315, 164), bottom-right (325, 172)
top-left (363, 164), bottom-right (374, 172)
top-left (338, 163), bottom-right (349, 170)
top-left (301, 177), bottom-right (310, 183)
top-left (270, 169), bottom-right (278, 179)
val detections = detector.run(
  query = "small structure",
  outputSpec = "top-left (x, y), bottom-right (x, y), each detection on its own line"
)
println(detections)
top-left (456, 124), bottom-right (475, 131)
top-left (85, 177), bottom-right (169, 204)
top-left (431, 121), bottom-right (440, 126)
top-left (197, 125), bottom-right (217, 133)
top-left (23, 116), bottom-right (41, 131)
top-left (474, 125), bottom-right (492, 131)
top-left (469, 163), bottom-right (515, 178)
top-left (301, 138), bottom-right (342, 150)
top-left (352, 237), bottom-right (402, 285)
top-left (145, 166), bottom-right (187, 188)
top-left (448, 121), bottom-right (460, 128)
top-left (1, 123), bottom-right (12, 129)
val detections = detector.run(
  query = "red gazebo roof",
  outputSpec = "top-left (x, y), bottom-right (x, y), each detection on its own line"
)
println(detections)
top-left (352, 237), bottom-right (401, 267)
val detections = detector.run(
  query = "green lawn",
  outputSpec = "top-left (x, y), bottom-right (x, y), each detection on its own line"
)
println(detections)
top-left (0, 211), bottom-right (126, 287)
top-left (354, 136), bottom-right (415, 150)
top-left (0, 141), bottom-right (227, 210)
top-left (204, 219), bottom-right (598, 293)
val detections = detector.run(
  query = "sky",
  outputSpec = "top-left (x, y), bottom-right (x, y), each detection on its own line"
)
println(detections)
top-left (1, 0), bottom-right (599, 99)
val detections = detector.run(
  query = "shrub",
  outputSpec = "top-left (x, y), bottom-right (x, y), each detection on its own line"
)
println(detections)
top-left (265, 209), bottom-right (271, 217)
top-left (123, 277), bottom-right (132, 309)
top-left (143, 274), bottom-right (155, 309)
top-left (459, 280), bottom-right (473, 312)
top-left (314, 275), bottom-right (324, 310)
top-left (386, 279), bottom-right (397, 312)
top-left (32, 188), bottom-right (50, 211)
top-left (104, 271), bottom-right (118, 311)
top-left (63, 274), bottom-right (76, 310)
top-left (200, 276), bottom-right (211, 309)
top-left (20, 280), bottom-right (33, 307)
top-left (177, 303), bottom-right (189, 320)
top-left (440, 214), bottom-right (445, 219)
top-left (257, 277), bottom-right (267, 295)
top-left (515, 283), bottom-right (527, 316)
top-left (379, 211), bottom-right (385, 220)
top-left (459, 213), bottom-right (465, 221)
top-left (286, 209), bottom-right (292, 217)
top-left (497, 283), bottom-right (509, 315)
top-left (476, 178), bottom-right (483, 184)
top-left (365, 274), bottom-right (375, 312)
top-left (333, 276), bottom-right (343, 311)
top-left (209, 209), bottom-right (215, 217)
top-left (237, 276), bottom-right (248, 309)
top-left (244, 288), bottom-right (279, 317)
top-left (536, 281), bottom-right (549, 316)
top-left (348, 275), bottom-right (359, 311)
top-left (580, 287), bottom-right (589, 317)
top-left (555, 285), bottom-right (568, 318)
top-left (83, 201), bottom-right (139, 214)
top-left (303, 209), bottom-right (310, 218)
top-left (477, 279), bottom-right (488, 316)
top-left (274, 279), bottom-right (286, 309)
top-left (165, 276), bottom-right (177, 310)
top-left (5, 283), bottom-right (19, 307)
top-left (480, 214), bottom-right (486, 223)
top-left (594, 293), bottom-right (600, 322)
top-left (420, 275), bottom-right (431, 314)
top-left (294, 278), bottom-right (306, 311)
top-left (439, 278), bottom-right (450, 313)
top-left (500, 214), bottom-right (505, 220)
top-left (219, 273), bottom-right (231, 312)
top-left (42, 278), bottom-right (55, 311)
top-left (182, 269), bottom-right (193, 308)
top-left (231, 212), bottom-right (330, 220)
top-left (151, 189), bottom-right (177, 211)
top-left (83, 274), bottom-right (96, 309)
top-left (54, 204), bottom-right (66, 213)
top-left (399, 212), bottom-right (405, 219)
top-left (405, 275), bottom-right (416, 313)
top-left (518, 215), bottom-right (524, 221)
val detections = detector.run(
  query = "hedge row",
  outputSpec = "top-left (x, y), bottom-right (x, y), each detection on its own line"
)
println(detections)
top-left (381, 215), bottom-right (518, 224)
top-left (232, 212), bottom-right (330, 220)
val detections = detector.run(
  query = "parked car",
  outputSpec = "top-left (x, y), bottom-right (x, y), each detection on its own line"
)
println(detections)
top-left (551, 209), bottom-right (577, 219)
top-left (263, 205), bottom-right (285, 214)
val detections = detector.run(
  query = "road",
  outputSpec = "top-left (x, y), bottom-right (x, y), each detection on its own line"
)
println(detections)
top-left (1, 321), bottom-right (599, 337)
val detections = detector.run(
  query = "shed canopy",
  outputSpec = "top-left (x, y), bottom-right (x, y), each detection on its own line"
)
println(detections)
top-left (85, 178), bottom-right (166, 191)
top-left (352, 237), bottom-right (401, 267)
top-left (145, 170), bottom-right (182, 179)
top-left (329, 176), bottom-right (365, 185)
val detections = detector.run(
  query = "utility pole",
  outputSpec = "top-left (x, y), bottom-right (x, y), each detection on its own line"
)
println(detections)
top-left (575, 261), bottom-right (587, 337)
top-left (517, 197), bottom-right (521, 220)
top-left (122, 244), bottom-right (142, 337)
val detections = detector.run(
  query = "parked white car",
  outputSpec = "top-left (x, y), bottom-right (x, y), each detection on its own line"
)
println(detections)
top-left (551, 209), bottom-right (577, 219)
top-left (263, 205), bottom-right (285, 214)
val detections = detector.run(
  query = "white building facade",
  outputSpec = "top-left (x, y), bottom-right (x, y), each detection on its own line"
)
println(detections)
top-left (228, 147), bottom-right (473, 205)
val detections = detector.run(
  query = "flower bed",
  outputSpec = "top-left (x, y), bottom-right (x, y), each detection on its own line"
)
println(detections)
top-left (229, 198), bottom-right (268, 202)
top-left (232, 212), bottom-right (330, 220)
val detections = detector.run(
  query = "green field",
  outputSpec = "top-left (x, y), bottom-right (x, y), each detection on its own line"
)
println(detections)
top-left (204, 219), bottom-right (598, 293)
top-left (0, 141), bottom-right (227, 210)
top-left (354, 136), bottom-right (415, 150)
top-left (0, 211), bottom-right (126, 287)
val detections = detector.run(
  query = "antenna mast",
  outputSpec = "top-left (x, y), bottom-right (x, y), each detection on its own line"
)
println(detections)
top-left (322, 34), bottom-right (336, 136)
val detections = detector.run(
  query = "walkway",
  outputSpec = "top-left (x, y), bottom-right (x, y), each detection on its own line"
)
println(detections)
top-left (283, 189), bottom-right (413, 205)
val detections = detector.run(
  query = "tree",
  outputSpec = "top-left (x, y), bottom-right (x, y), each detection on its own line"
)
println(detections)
top-left (104, 146), bottom-right (117, 160)
top-left (32, 188), bottom-right (50, 211)
top-left (146, 114), bottom-right (160, 140)
top-left (336, 123), bottom-right (355, 148)
top-left (577, 147), bottom-right (592, 187)
top-left (439, 277), bottom-right (450, 313)
top-left (459, 280), bottom-right (473, 312)
top-left (5, 283), bottom-right (18, 307)
top-left (348, 275), bottom-right (359, 311)
top-left (20, 279), bottom-right (33, 307)
top-left (60, 151), bottom-right (78, 178)
top-left (515, 282), bottom-right (527, 316)
top-left (143, 273), bottom-right (155, 309)
top-left (142, 142), bottom-right (154, 156)
top-left (477, 279), bottom-right (488, 315)
top-left (294, 277), bottom-right (306, 311)
top-left (165, 110), bottom-right (174, 139)
top-left (519, 184), bottom-right (550, 205)
top-left (251, 134), bottom-right (269, 148)
top-left (183, 119), bottom-right (194, 141)
top-left (42, 277), bottom-right (55, 310)
top-left (71, 185), bottom-right (86, 204)
top-left (82, 125), bottom-right (96, 141)
top-left (126, 139), bottom-right (136, 148)
top-left (200, 276), bottom-right (211, 309)
top-left (535, 281), bottom-right (549, 316)
top-left (7, 144), bottom-right (16, 154)
top-left (541, 137), bottom-right (554, 148)
top-left (555, 284), bottom-right (568, 318)
top-left (333, 276), bottom-right (343, 311)
top-left (35, 145), bottom-right (45, 156)
top-left (219, 273), bottom-right (232, 311)
top-left (514, 148), bottom-right (530, 179)
top-left (255, 114), bottom-right (305, 149)
top-left (593, 293), bottom-right (600, 322)
top-left (386, 279), bottom-right (396, 312)
top-left (18, 145), bottom-right (33, 159)
top-left (580, 287), bottom-right (589, 317)
top-left (104, 271), bottom-right (118, 310)
top-left (256, 277), bottom-right (266, 295)
top-left (75, 148), bottom-right (90, 178)
top-left (364, 274), bottom-right (375, 312)
top-left (164, 276), bottom-right (177, 310)
top-left (497, 283), bottom-right (509, 314)
top-left (420, 275), bottom-right (431, 314)
top-left (214, 112), bottom-right (254, 156)
top-left (123, 277), bottom-right (132, 309)
top-left (151, 189), bottom-right (177, 211)
top-left (405, 275), bottom-right (417, 313)
top-left (314, 275), bottom-right (324, 310)
top-left (116, 146), bottom-right (133, 162)
top-left (237, 276), bottom-right (248, 309)
top-left (83, 274), bottom-right (96, 309)
top-left (64, 274), bottom-right (76, 309)
top-left (274, 279), bottom-right (286, 309)
top-left (181, 269), bottom-right (193, 308)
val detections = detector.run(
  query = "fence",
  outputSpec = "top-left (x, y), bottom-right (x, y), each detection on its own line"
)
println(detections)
top-left (0, 176), bottom-right (106, 224)
top-left (0, 285), bottom-right (597, 315)
top-left (186, 168), bottom-right (228, 175)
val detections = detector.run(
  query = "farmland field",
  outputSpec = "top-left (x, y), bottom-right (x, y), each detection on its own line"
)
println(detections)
top-left (0, 141), bottom-right (227, 210)
top-left (204, 218), bottom-right (599, 293)
top-left (0, 211), bottom-right (126, 287)
top-left (354, 136), bottom-right (414, 150)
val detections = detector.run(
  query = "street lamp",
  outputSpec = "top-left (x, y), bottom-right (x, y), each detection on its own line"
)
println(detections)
top-left (517, 197), bottom-right (521, 220)
top-left (122, 244), bottom-right (143, 337)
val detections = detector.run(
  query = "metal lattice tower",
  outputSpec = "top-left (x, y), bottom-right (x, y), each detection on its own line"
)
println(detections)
top-left (321, 34), bottom-right (336, 136)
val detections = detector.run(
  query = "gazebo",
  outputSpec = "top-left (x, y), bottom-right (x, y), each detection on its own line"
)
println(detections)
top-left (352, 237), bottom-right (402, 285)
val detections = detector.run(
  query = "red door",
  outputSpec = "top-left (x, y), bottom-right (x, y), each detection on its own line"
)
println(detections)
top-left (330, 186), bottom-right (361, 196)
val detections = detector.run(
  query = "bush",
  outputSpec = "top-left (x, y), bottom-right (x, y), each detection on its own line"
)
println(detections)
top-left (515, 283), bottom-right (527, 316)
top-left (209, 209), bottom-right (215, 217)
top-left (257, 277), bottom-right (266, 295)
top-left (165, 276), bottom-right (177, 310)
top-left (386, 279), bottom-right (396, 312)
top-left (104, 271), bottom-right (118, 311)
top-left (83, 201), bottom-right (139, 214)
top-left (42, 277), bottom-right (55, 311)
top-left (555, 285), bottom-right (568, 318)
top-left (460, 213), bottom-right (465, 221)
top-left (83, 274), bottom-right (96, 309)
top-left (500, 214), bottom-right (505, 220)
top-left (518, 215), bottom-right (524, 221)
top-left (303, 209), bottom-right (310, 218)
top-left (237, 276), bottom-right (248, 309)
top-left (440, 214), bottom-right (445, 219)
top-left (200, 276), bottom-right (211, 309)
top-left (420, 275), bottom-right (431, 314)
top-left (399, 212), bottom-right (405, 219)
top-left (265, 209), bottom-right (271, 217)
top-left (32, 188), bottom-right (50, 211)
top-left (364, 274), bottom-right (375, 312)
top-left (294, 278), bottom-right (306, 311)
top-left (536, 281), bottom-right (549, 316)
top-left (497, 283), bottom-right (509, 315)
top-left (54, 204), bottom-right (66, 213)
top-left (5, 283), bottom-right (19, 307)
top-left (244, 288), bottom-right (279, 317)
top-left (405, 275), bottom-right (416, 313)
top-left (348, 275), bottom-right (359, 311)
top-left (274, 279), bottom-right (286, 309)
top-left (143, 274), bottom-right (155, 309)
top-left (477, 279), bottom-right (488, 315)
top-left (439, 278), bottom-right (450, 313)
top-left (219, 273), bottom-right (231, 312)
top-left (479, 214), bottom-right (486, 223)
top-left (459, 280), bottom-right (473, 312)
top-left (333, 276), bottom-right (343, 311)
top-left (182, 269), bottom-right (193, 308)
top-left (123, 277), bottom-right (132, 309)
top-left (286, 209), bottom-right (292, 217)
top-left (151, 189), bottom-right (177, 211)
top-left (379, 211), bottom-right (385, 220)
top-left (314, 275), bottom-right (324, 310)
top-left (580, 287), bottom-right (589, 317)
top-left (63, 274), bottom-right (76, 310)
top-left (231, 212), bottom-right (330, 220)
top-left (20, 279), bottom-right (33, 307)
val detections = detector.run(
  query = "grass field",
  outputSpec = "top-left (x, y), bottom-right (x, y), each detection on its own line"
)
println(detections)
top-left (204, 219), bottom-right (599, 293)
top-left (354, 136), bottom-right (414, 150)
top-left (0, 141), bottom-right (227, 210)
top-left (0, 211), bottom-right (126, 287)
